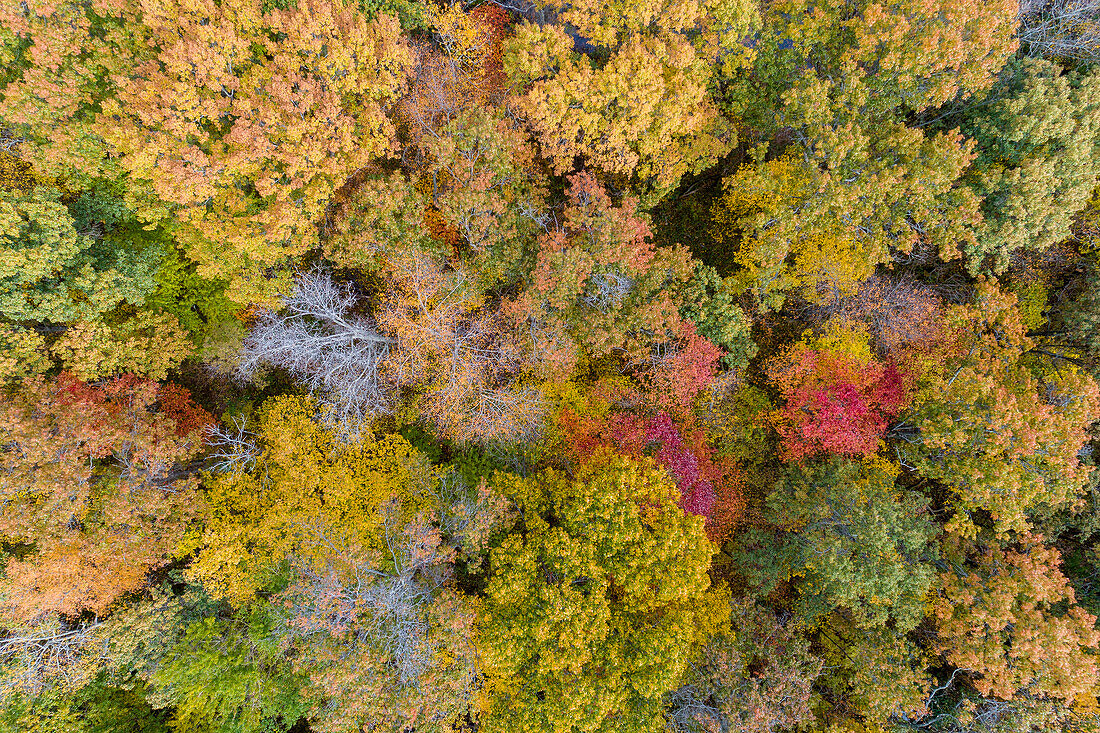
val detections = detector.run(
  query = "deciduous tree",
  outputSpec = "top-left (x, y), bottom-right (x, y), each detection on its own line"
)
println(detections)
top-left (479, 457), bottom-right (723, 733)
top-left (0, 373), bottom-right (204, 621)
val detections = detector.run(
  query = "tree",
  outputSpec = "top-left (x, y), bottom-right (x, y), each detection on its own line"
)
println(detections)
top-left (151, 607), bottom-right (308, 733)
top-left (0, 186), bottom-right (160, 324)
top-left (0, 0), bottom-right (145, 191)
top-left (1018, 0), bottom-right (1100, 64)
top-left (899, 282), bottom-right (1100, 536)
top-left (276, 507), bottom-right (479, 733)
top-left (188, 394), bottom-right (435, 605)
top-left (811, 274), bottom-right (955, 381)
top-left (666, 601), bottom-right (823, 733)
top-left (9, 0), bottom-right (413, 305)
top-left (504, 5), bottom-right (733, 200)
top-left (673, 262), bottom-right (757, 371)
top-left (478, 456), bottom-right (723, 733)
top-left (933, 532), bottom-right (1100, 704)
top-left (815, 613), bottom-right (934, 726)
top-left (0, 373), bottom-right (205, 621)
top-left (735, 457), bottom-right (937, 631)
top-left (559, 404), bottom-right (743, 542)
top-left (239, 265), bottom-right (545, 442)
top-left (951, 57), bottom-right (1100, 270)
top-left (766, 325), bottom-right (908, 461)
top-left (514, 171), bottom-right (694, 365)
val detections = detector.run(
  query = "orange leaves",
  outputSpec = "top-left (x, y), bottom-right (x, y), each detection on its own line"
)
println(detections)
top-left (378, 251), bottom-right (544, 442)
top-left (0, 373), bottom-right (203, 622)
top-left (934, 534), bottom-right (1100, 702)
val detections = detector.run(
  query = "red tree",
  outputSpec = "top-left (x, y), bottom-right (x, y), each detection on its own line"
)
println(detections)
top-left (559, 405), bottom-right (742, 542)
top-left (768, 347), bottom-right (908, 460)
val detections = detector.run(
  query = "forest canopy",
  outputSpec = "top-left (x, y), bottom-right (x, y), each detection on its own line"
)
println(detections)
top-left (2, 0), bottom-right (1100, 731)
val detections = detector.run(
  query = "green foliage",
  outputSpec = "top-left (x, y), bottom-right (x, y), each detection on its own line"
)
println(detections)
top-left (151, 608), bottom-right (308, 733)
top-left (0, 679), bottom-right (170, 733)
top-left (735, 458), bottom-right (937, 631)
top-left (147, 236), bottom-right (236, 346)
top-left (675, 261), bottom-right (757, 369)
top-left (0, 186), bottom-right (160, 324)
top-left (956, 57), bottom-right (1100, 270)
top-left (479, 457), bottom-right (724, 733)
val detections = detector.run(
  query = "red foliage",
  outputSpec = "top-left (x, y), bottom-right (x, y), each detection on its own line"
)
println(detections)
top-left (158, 383), bottom-right (217, 438)
top-left (560, 407), bottom-right (742, 542)
top-left (769, 349), bottom-right (908, 460)
top-left (638, 321), bottom-right (722, 419)
top-left (469, 4), bottom-right (509, 94)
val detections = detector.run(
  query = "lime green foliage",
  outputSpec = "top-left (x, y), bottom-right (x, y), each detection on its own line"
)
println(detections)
top-left (151, 609), bottom-right (308, 733)
top-left (676, 262), bottom-right (757, 369)
top-left (479, 457), bottom-right (724, 733)
top-left (147, 237), bottom-right (236, 347)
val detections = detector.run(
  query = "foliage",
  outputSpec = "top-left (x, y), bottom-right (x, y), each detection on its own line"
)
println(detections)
top-left (953, 57), bottom-right (1100, 269)
top-left (674, 262), bottom-right (757, 370)
top-left (766, 326), bottom-right (908, 460)
top-left (0, 373), bottom-right (203, 622)
top-left (504, 5), bottom-right (733, 200)
top-left (558, 403), bottom-right (743, 542)
top-left (934, 532), bottom-right (1100, 703)
top-left (666, 600), bottom-right (823, 733)
top-left (479, 457), bottom-right (723, 733)
top-left (0, 186), bottom-right (160, 324)
top-left (190, 394), bottom-right (434, 605)
top-left (152, 609), bottom-right (308, 733)
top-left (900, 282), bottom-right (1100, 535)
top-left (735, 457), bottom-right (937, 630)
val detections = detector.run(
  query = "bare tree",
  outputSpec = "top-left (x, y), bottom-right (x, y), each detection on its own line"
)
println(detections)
top-left (1018, 0), bottom-right (1100, 63)
top-left (205, 415), bottom-right (261, 474)
top-left (0, 619), bottom-right (103, 698)
top-left (238, 271), bottom-right (397, 427)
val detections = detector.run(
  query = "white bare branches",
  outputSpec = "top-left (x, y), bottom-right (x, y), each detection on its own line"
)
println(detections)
top-left (582, 271), bottom-right (634, 313)
top-left (0, 620), bottom-right (102, 698)
top-left (282, 506), bottom-right (455, 688)
top-left (238, 271), bottom-right (396, 425)
top-left (205, 415), bottom-right (261, 474)
top-left (1019, 0), bottom-right (1100, 63)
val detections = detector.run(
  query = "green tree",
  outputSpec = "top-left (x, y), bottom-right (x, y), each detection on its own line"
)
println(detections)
top-left (735, 457), bottom-right (937, 631)
top-left (151, 609), bottom-right (308, 733)
top-left (952, 57), bottom-right (1100, 269)
top-left (0, 187), bottom-right (159, 324)
top-left (479, 456), bottom-right (724, 733)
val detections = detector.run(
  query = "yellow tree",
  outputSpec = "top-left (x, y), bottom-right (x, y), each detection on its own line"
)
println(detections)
top-left (478, 456), bottom-right (724, 733)
top-left (190, 394), bottom-right (432, 604)
top-left (504, 0), bottom-right (735, 200)
top-left (97, 0), bottom-right (411, 304)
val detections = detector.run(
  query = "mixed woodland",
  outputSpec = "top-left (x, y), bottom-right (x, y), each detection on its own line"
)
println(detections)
top-left (3, 0), bottom-right (1100, 731)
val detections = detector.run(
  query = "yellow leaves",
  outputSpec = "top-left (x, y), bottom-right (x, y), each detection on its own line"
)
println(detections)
top-left (51, 311), bottom-right (193, 381)
top-left (192, 395), bottom-right (435, 604)
top-left (428, 3), bottom-right (489, 70)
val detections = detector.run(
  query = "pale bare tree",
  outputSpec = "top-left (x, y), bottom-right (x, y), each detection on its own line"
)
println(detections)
top-left (238, 271), bottom-right (396, 427)
top-left (1018, 0), bottom-right (1100, 63)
